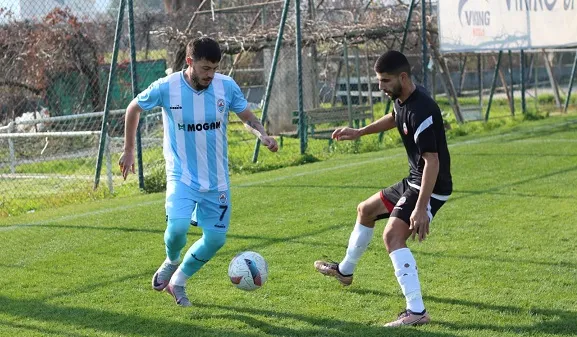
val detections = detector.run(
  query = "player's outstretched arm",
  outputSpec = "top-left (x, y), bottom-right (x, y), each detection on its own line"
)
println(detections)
top-left (332, 113), bottom-right (396, 141)
top-left (119, 99), bottom-right (143, 180)
top-left (237, 109), bottom-right (278, 152)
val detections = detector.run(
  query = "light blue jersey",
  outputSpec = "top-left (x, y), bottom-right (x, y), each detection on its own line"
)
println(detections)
top-left (137, 71), bottom-right (248, 192)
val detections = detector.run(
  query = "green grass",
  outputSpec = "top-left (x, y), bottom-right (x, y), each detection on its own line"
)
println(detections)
top-left (1, 115), bottom-right (576, 336)
top-left (0, 157), bottom-right (96, 175)
top-left (1, 95), bottom-right (576, 216)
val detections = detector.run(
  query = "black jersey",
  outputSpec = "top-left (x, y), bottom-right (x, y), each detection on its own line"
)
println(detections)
top-left (393, 85), bottom-right (452, 197)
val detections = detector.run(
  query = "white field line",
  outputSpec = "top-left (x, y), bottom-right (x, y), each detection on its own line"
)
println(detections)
top-left (238, 118), bottom-right (577, 187)
top-left (2, 118), bottom-right (576, 230)
top-left (509, 138), bottom-right (577, 143)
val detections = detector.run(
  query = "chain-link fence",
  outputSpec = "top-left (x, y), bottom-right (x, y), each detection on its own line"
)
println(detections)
top-left (1, 0), bottom-right (576, 216)
top-left (0, 0), bottom-right (170, 215)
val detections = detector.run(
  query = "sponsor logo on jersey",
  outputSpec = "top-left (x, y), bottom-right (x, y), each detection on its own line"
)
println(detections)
top-left (177, 121), bottom-right (221, 132)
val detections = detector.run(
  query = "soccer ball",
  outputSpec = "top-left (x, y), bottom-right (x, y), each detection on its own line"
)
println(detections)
top-left (228, 251), bottom-right (268, 291)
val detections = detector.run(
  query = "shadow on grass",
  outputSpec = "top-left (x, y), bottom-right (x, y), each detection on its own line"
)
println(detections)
top-left (0, 295), bottom-right (252, 337)
top-left (38, 271), bottom-right (152, 302)
top-left (0, 223), bottom-right (343, 252)
top-left (1, 320), bottom-right (87, 337)
top-left (455, 118), bottom-right (577, 145)
top-left (417, 250), bottom-right (577, 271)
top-left (499, 120), bottom-right (577, 142)
top-left (449, 165), bottom-right (577, 203)
top-left (235, 163), bottom-right (577, 204)
top-left (451, 189), bottom-right (574, 200)
top-left (0, 293), bottom-right (462, 337)
top-left (429, 295), bottom-right (577, 336)
top-left (348, 289), bottom-right (576, 336)
top-left (453, 152), bottom-right (577, 158)
top-left (237, 184), bottom-right (379, 190)
top-left (191, 301), bottom-right (458, 337)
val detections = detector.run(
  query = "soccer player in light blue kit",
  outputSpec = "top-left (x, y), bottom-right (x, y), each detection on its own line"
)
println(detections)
top-left (118, 37), bottom-right (278, 307)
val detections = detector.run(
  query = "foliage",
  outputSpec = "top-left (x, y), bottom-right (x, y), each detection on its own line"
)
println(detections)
top-left (0, 8), bottom-right (103, 119)
top-left (143, 160), bottom-right (167, 193)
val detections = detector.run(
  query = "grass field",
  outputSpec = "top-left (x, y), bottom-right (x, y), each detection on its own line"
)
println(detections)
top-left (1, 115), bottom-right (576, 337)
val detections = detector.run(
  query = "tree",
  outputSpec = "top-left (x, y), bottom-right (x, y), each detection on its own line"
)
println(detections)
top-left (0, 8), bottom-right (102, 118)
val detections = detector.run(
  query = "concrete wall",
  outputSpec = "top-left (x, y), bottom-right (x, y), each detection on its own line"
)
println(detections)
top-left (262, 46), bottom-right (317, 135)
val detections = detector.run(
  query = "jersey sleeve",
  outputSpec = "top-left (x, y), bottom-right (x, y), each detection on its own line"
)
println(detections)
top-left (411, 110), bottom-right (438, 154)
top-left (136, 80), bottom-right (163, 111)
top-left (229, 80), bottom-right (248, 114)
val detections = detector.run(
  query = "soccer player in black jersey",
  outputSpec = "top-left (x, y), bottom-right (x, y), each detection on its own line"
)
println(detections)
top-left (314, 50), bottom-right (452, 327)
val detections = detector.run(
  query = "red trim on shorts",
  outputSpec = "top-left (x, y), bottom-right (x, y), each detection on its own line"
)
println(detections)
top-left (380, 191), bottom-right (395, 213)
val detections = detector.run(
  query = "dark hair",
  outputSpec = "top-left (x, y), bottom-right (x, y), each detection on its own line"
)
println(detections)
top-left (186, 37), bottom-right (222, 63)
top-left (374, 50), bottom-right (411, 76)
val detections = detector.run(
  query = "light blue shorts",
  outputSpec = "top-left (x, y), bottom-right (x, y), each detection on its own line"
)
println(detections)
top-left (165, 180), bottom-right (231, 233)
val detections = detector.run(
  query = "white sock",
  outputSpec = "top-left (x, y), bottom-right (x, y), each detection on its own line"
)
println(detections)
top-left (389, 247), bottom-right (425, 313)
top-left (338, 223), bottom-right (374, 275)
top-left (169, 267), bottom-right (189, 287)
top-left (165, 257), bottom-right (180, 265)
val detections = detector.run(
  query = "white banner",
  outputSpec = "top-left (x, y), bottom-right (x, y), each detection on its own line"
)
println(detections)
top-left (438, 0), bottom-right (577, 52)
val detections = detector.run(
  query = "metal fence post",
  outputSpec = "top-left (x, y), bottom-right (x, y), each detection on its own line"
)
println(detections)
top-left (508, 50), bottom-right (515, 116)
top-left (105, 134), bottom-right (114, 194)
top-left (485, 51), bottom-right (503, 121)
top-left (8, 122), bottom-right (15, 174)
top-left (520, 50), bottom-right (527, 114)
top-left (295, 0), bottom-right (306, 154)
top-left (420, 0), bottom-right (428, 90)
top-left (252, 0), bottom-right (291, 163)
top-left (94, 0), bottom-right (126, 190)
top-left (343, 37), bottom-right (353, 128)
top-left (127, 0), bottom-right (144, 190)
top-left (564, 51), bottom-right (577, 113)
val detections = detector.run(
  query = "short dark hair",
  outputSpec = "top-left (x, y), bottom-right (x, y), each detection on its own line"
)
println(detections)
top-left (374, 50), bottom-right (411, 76)
top-left (186, 37), bottom-right (222, 63)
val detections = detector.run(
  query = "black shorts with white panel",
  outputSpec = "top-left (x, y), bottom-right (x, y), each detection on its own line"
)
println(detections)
top-left (379, 178), bottom-right (448, 226)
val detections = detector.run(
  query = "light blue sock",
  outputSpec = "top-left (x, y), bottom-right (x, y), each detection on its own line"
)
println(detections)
top-left (180, 229), bottom-right (227, 277)
top-left (164, 218), bottom-right (191, 262)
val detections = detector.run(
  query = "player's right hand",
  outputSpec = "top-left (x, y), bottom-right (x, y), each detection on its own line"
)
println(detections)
top-left (332, 127), bottom-right (361, 141)
top-left (118, 151), bottom-right (135, 180)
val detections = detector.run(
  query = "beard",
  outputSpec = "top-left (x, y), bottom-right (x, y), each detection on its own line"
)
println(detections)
top-left (385, 82), bottom-right (403, 100)
top-left (191, 73), bottom-right (210, 90)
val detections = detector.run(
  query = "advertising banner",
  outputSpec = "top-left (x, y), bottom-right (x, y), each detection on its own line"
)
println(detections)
top-left (438, 0), bottom-right (577, 52)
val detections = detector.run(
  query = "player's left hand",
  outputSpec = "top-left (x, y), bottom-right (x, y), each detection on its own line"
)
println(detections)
top-left (118, 150), bottom-right (136, 180)
top-left (409, 208), bottom-right (430, 242)
top-left (260, 135), bottom-right (279, 152)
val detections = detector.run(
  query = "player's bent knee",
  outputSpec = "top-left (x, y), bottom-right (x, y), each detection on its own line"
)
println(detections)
top-left (382, 219), bottom-right (410, 252)
top-left (202, 230), bottom-right (227, 252)
top-left (357, 200), bottom-right (377, 219)
top-left (356, 202), bottom-right (364, 216)
top-left (166, 218), bottom-right (191, 236)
